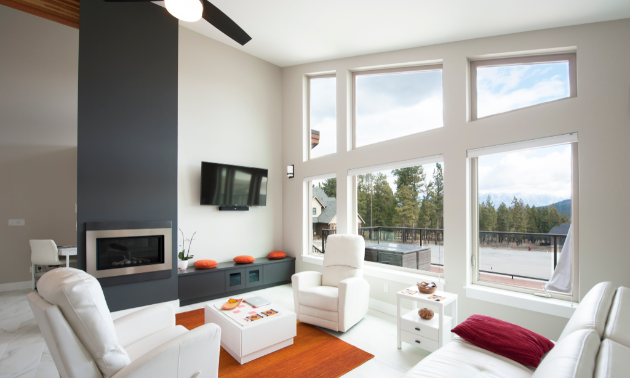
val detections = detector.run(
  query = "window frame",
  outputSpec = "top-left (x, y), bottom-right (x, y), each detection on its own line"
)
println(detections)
top-left (470, 53), bottom-right (577, 121)
top-left (469, 135), bottom-right (579, 302)
top-left (352, 64), bottom-right (444, 150)
top-left (306, 74), bottom-right (337, 161)
top-left (304, 173), bottom-right (337, 257)
top-left (349, 155), bottom-right (445, 278)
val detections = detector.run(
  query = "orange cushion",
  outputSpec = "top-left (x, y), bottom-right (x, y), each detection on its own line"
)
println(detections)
top-left (233, 255), bottom-right (255, 264)
top-left (268, 251), bottom-right (286, 260)
top-left (194, 260), bottom-right (217, 269)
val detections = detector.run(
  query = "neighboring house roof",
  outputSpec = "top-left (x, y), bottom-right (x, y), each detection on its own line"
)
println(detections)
top-left (312, 186), bottom-right (362, 225)
top-left (549, 223), bottom-right (570, 235)
top-left (313, 196), bottom-right (326, 209)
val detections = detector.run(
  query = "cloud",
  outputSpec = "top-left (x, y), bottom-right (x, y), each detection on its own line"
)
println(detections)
top-left (477, 63), bottom-right (570, 118)
top-left (356, 95), bottom-right (443, 147)
top-left (310, 77), bottom-right (336, 125)
top-left (478, 145), bottom-right (571, 198)
top-left (311, 117), bottom-right (336, 158)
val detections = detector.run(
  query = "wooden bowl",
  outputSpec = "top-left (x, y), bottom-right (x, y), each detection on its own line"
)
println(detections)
top-left (417, 281), bottom-right (437, 294)
top-left (418, 308), bottom-right (434, 320)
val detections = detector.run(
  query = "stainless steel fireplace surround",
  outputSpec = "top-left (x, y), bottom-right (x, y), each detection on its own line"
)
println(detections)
top-left (86, 221), bottom-right (172, 279)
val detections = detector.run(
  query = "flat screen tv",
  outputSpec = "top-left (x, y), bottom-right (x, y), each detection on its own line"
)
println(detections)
top-left (200, 162), bottom-right (268, 206)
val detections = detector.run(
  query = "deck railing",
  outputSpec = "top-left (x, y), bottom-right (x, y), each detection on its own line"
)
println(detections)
top-left (317, 227), bottom-right (568, 282)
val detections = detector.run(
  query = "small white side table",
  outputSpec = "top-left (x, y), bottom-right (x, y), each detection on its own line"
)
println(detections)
top-left (58, 246), bottom-right (77, 267)
top-left (396, 286), bottom-right (458, 352)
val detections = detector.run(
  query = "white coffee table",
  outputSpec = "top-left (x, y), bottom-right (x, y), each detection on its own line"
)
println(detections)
top-left (204, 302), bottom-right (296, 364)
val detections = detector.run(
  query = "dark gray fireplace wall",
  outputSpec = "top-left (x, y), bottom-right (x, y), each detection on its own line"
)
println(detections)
top-left (77, 0), bottom-right (178, 311)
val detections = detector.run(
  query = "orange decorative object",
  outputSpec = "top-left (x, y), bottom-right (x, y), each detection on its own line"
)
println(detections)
top-left (194, 260), bottom-right (218, 269)
top-left (267, 251), bottom-right (286, 260)
top-left (221, 298), bottom-right (243, 310)
top-left (233, 255), bottom-right (255, 264)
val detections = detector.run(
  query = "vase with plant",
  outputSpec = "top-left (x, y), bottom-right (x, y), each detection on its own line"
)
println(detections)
top-left (178, 228), bottom-right (196, 270)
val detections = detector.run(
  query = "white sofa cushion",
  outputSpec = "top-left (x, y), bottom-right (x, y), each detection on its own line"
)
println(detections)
top-left (532, 329), bottom-right (600, 378)
top-left (594, 339), bottom-right (630, 378)
top-left (323, 235), bottom-right (364, 287)
top-left (403, 337), bottom-right (534, 378)
top-left (37, 268), bottom-right (130, 378)
top-left (603, 287), bottom-right (630, 348)
top-left (298, 286), bottom-right (339, 312)
top-left (558, 282), bottom-right (615, 341)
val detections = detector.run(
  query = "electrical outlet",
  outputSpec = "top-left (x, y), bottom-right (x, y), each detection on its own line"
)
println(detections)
top-left (384, 283), bottom-right (388, 293)
top-left (8, 219), bottom-right (25, 226)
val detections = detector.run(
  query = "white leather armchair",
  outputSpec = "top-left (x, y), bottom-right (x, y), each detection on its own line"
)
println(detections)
top-left (27, 268), bottom-right (221, 378)
top-left (292, 234), bottom-right (370, 332)
top-left (30, 239), bottom-right (61, 289)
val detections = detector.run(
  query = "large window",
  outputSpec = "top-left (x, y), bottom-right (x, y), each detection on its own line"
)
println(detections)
top-left (350, 158), bottom-right (445, 275)
top-left (309, 75), bottom-right (336, 159)
top-left (471, 53), bottom-right (577, 120)
top-left (308, 177), bottom-right (337, 256)
top-left (470, 135), bottom-right (578, 299)
top-left (354, 66), bottom-right (443, 148)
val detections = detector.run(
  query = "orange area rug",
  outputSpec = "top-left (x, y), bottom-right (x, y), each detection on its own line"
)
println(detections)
top-left (176, 308), bottom-right (374, 378)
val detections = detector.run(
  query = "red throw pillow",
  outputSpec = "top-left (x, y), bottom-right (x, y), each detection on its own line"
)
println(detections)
top-left (268, 251), bottom-right (286, 260)
top-left (233, 255), bottom-right (255, 264)
top-left (451, 315), bottom-right (554, 367)
top-left (194, 260), bottom-right (217, 269)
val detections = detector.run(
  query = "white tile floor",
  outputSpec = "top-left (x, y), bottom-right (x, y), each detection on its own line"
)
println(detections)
top-left (0, 285), bottom-right (428, 378)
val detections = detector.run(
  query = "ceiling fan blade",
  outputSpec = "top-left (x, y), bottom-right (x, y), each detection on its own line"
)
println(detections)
top-left (202, 1), bottom-right (251, 46)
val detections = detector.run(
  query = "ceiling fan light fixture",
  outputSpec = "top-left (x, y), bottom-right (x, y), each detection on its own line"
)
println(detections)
top-left (165, 0), bottom-right (203, 22)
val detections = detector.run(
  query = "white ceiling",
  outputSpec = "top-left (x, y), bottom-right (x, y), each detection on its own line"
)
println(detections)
top-left (172, 0), bottom-right (630, 67)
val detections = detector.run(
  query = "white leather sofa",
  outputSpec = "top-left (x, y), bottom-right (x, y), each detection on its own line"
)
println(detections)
top-left (292, 234), bottom-right (370, 332)
top-left (27, 268), bottom-right (221, 378)
top-left (403, 282), bottom-right (629, 378)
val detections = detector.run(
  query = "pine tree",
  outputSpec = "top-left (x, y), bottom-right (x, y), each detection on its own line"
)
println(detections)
top-left (432, 163), bottom-right (444, 230)
top-left (372, 173), bottom-right (396, 227)
top-left (496, 203), bottom-right (510, 232)
top-left (319, 178), bottom-right (336, 198)
top-left (395, 185), bottom-right (417, 228)
top-left (485, 196), bottom-right (497, 231)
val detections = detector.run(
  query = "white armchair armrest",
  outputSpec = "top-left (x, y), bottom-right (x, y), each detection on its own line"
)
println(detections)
top-left (338, 277), bottom-right (370, 332)
top-left (114, 303), bottom-right (175, 348)
top-left (292, 271), bottom-right (322, 315)
top-left (292, 271), bottom-right (322, 290)
top-left (111, 323), bottom-right (221, 378)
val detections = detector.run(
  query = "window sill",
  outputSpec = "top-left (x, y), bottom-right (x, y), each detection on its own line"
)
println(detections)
top-left (302, 255), bottom-right (445, 286)
top-left (465, 284), bottom-right (577, 318)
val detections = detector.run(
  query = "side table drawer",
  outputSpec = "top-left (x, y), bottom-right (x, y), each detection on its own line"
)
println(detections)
top-left (401, 316), bottom-right (438, 341)
top-left (401, 330), bottom-right (438, 352)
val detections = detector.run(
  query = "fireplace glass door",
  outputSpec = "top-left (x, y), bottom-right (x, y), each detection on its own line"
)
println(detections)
top-left (96, 235), bottom-right (165, 271)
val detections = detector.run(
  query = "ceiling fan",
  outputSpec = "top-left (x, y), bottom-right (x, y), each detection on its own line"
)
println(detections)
top-left (104, 0), bottom-right (252, 46)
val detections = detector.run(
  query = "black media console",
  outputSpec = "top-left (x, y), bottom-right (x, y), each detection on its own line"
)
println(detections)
top-left (177, 257), bottom-right (296, 306)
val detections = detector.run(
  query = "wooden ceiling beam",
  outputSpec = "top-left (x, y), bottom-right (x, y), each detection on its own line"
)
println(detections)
top-left (1, 0), bottom-right (80, 29)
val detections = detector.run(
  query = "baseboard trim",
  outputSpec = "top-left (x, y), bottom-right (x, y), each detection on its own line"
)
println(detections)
top-left (0, 281), bottom-right (32, 292)
top-left (369, 298), bottom-right (410, 317)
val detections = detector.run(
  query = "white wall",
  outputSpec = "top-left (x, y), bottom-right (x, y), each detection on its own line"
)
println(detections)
top-left (0, 5), bottom-right (78, 286)
top-left (178, 27), bottom-right (283, 264)
top-left (282, 19), bottom-right (630, 340)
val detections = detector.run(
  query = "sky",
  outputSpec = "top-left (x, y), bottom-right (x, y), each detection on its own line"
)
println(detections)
top-left (310, 77), bottom-right (336, 158)
top-left (476, 61), bottom-right (570, 118)
top-left (355, 69), bottom-right (443, 147)
top-left (479, 144), bottom-right (572, 204)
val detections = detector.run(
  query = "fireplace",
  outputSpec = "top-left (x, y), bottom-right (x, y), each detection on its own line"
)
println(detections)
top-left (86, 221), bottom-right (172, 279)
